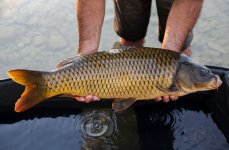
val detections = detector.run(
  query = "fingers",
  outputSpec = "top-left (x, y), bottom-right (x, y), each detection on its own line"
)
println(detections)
top-left (163, 96), bottom-right (170, 102)
top-left (154, 95), bottom-right (179, 102)
top-left (154, 97), bottom-right (162, 102)
top-left (92, 96), bottom-right (100, 101)
top-left (170, 96), bottom-right (178, 101)
top-left (75, 95), bottom-right (100, 103)
top-left (84, 95), bottom-right (93, 103)
top-left (75, 95), bottom-right (178, 103)
top-left (75, 97), bottom-right (85, 102)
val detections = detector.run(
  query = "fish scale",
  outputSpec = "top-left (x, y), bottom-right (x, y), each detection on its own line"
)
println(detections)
top-left (8, 47), bottom-right (222, 112)
top-left (37, 48), bottom-right (180, 99)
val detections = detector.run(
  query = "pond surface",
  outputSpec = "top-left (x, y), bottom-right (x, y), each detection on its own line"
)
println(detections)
top-left (0, 0), bottom-right (228, 79)
top-left (0, 0), bottom-right (229, 150)
top-left (0, 99), bottom-right (228, 150)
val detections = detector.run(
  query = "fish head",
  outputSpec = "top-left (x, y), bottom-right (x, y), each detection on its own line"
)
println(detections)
top-left (176, 61), bottom-right (222, 94)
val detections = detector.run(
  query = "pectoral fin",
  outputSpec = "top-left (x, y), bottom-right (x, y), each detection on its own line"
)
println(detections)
top-left (112, 99), bottom-right (136, 111)
top-left (156, 84), bottom-right (179, 94)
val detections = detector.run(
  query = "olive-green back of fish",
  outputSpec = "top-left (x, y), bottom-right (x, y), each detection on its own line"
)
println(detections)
top-left (8, 47), bottom-right (181, 112)
top-left (43, 47), bottom-right (180, 98)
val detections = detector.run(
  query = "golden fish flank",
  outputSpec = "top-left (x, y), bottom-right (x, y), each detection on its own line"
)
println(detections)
top-left (8, 47), bottom-right (222, 112)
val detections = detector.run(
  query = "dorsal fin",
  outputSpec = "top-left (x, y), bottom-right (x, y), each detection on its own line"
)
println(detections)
top-left (56, 56), bottom-right (82, 69)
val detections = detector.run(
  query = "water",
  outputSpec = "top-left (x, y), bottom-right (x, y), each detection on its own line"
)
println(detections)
top-left (0, 0), bottom-right (229, 149)
top-left (0, 0), bottom-right (228, 79)
top-left (80, 110), bottom-right (118, 137)
top-left (0, 108), bottom-right (140, 150)
top-left (0, 99), bottom-right (228, 150)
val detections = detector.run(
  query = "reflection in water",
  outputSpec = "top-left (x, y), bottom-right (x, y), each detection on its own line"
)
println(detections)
top-left (77, 108), bottom-right (140, 150)
top-left (136, 101), bottom-right (229, 150)
top-left (136, 107), bottom-right (177, 150)
top-left (80, 110), bottom-right (117, 137)
top-left (0, 101), bottom-right (229, 150)
top-left (0, 113), bottom-right (84, 150)
top-left (149, 110), bottom-right (180, 128)
top-left (79, 109), bottom-right (118, 150)
top-left (0, 108), bottom-right (139, 150)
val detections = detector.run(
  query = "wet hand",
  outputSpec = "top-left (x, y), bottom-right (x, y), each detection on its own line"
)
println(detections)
top-left (75, 95), bottom-right (100, 103)
top-left (155, 96), bottom-right (178, 102)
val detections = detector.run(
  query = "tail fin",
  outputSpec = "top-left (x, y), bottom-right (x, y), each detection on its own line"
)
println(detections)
top-left (8, 69), bottom-right (49, 112)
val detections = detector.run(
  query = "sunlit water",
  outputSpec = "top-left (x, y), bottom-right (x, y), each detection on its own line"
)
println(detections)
top-left (0, 0), bottom-right (228, 79)
top-left (0, 0), bottom-right (229, 149)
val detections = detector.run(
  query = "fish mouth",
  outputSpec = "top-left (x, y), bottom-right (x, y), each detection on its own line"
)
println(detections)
top-left (210, 75), bottom-right (222, 89)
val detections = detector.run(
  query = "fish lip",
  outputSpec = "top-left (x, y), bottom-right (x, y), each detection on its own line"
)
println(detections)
top-left (211, 75), bottom-right (222, 89)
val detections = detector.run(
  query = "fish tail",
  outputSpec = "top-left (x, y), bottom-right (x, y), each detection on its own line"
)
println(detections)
top-left (7, 69), bottom-right (49, 112)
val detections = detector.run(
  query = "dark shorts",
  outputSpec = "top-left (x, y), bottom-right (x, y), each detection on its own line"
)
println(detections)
top-left (113, 0), bottom-right (193, 51)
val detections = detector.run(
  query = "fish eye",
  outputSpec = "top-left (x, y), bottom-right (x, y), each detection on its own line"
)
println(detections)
top-left (200, 69), bottom-right (208, 76)
top-left (183, 61), bottom-right (191, 65)
top-left (207, 69), bottom-right (212, 73)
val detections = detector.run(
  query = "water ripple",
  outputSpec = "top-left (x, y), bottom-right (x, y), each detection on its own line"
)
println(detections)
top-left (79, 109), bottom-right (118, 138)
top-left (77, 109), bottom-right (120, 150)
top-left (149, 110), bottom-right (181, 129)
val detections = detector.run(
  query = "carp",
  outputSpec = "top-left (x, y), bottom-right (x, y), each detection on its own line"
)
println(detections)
top-left (8, 47), bottom-right (222, 112)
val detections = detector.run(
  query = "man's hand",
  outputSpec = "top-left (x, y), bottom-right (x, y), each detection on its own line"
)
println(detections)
top-left (158, 0), bottom-right (203, 102)
top-left (75, 95), bottom-right (100, 103)
top-left (155, 95), bottom-right (178, 102)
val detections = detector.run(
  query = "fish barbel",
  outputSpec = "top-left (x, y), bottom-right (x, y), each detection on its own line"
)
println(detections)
top-left (8, 47), bottom-right (222, 112)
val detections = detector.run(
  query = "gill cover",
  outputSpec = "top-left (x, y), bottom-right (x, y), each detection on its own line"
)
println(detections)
top-left (176, 59), bottom-right (218, 93)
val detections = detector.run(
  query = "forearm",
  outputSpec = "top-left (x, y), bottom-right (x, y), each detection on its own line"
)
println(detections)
top-left (162, 0), bottom-right (203, 51)
top-left (76, 0), bottom-right (105, 55)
